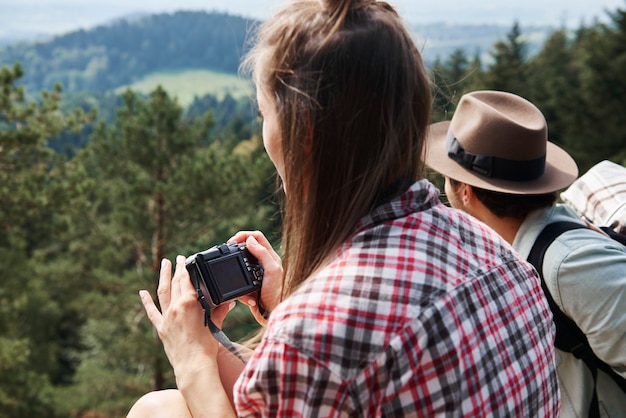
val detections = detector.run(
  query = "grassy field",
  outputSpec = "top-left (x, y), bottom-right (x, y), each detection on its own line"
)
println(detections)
top-left (115, 69), bottom-right (254, 107)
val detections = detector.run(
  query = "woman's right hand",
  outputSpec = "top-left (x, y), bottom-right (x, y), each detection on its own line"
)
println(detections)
top-left (228, 230), bottom-right (283, 325)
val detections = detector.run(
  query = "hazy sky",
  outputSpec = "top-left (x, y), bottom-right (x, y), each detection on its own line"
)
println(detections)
top-left (1, 0), bottom-right (623, 40)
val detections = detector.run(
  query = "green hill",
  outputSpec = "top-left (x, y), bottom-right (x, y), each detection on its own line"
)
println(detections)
top-left (115, 69), bottom-right (253, 107)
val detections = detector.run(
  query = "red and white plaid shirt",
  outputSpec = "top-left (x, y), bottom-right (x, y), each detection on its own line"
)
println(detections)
top-left (234, 180), bottom-right (560, 417)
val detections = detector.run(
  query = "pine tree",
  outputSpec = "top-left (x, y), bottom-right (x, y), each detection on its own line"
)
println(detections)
top-left (526, 29), bottom-right (582, 150)
top-left (51, 86), bottom-right (275, 416)
top-left (481, 21), bottom-right (529, 94)
top-left (0, 63), bottom-right (93, 417)
top-left (572, 8), bottom-right (626, 170)
top-left (430, 48), bottom-right (480, 122)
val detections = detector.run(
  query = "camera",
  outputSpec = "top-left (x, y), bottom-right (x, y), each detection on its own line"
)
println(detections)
top-left (186, 243), bottom-right (263, 308)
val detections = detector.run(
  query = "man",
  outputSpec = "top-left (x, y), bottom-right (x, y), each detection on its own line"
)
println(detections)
top-left (425, 90), bottom-right (626, 418)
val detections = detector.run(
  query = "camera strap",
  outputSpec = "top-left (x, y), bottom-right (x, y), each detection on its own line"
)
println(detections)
top-left (203, 309), bottom-right (247, 364)
top-left (193, 286), bottom-right (248, 364)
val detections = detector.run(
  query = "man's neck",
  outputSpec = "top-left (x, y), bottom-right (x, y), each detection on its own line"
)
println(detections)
top-left (474, 210), bottom-right (524, 246)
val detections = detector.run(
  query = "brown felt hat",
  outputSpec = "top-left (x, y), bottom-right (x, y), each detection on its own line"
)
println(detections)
top-left (425, 90), bottom-right (578, 194)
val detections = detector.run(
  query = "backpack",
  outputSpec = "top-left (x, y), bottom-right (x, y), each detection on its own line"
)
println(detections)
top-left (527, 221), bottom-right (626, 418)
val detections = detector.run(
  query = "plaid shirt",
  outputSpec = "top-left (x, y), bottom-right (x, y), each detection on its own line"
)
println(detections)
top-left (561, 160), bottom-right (626, 234)
top-left (234, 180), bottom-right (560, 417)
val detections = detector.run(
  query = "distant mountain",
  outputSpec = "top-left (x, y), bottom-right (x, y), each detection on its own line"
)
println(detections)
top-left (0, 10), bottom-right (554, 95)
top-left (412, 22), bottom-right (554, 63)
top-left (0, 11), bottom-right (256, 94)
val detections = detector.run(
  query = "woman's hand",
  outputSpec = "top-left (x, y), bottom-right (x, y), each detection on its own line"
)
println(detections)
top-left (139, 256), bottom-right (235, 379)
top-left (139, 257), bottom-right (238, 417)
top-left (228, 231), bottom-right (284, 325)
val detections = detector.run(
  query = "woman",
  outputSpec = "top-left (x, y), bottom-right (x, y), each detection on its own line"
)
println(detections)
top-left (127, 0), bottom-right (560, 416)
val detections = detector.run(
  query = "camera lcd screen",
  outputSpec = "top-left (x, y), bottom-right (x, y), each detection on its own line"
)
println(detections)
top-left (208, 254), bottom-right (249, 296)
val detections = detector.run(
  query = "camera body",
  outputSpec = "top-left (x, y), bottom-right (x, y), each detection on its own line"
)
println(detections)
top-left (186, 243), bottom-right (263, 308)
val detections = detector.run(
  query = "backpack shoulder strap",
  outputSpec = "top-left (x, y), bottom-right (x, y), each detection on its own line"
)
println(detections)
top-left (599, 226), bottom-right (626, 246)
top-left (527, 221), bottom-right (589, 356)
top-left (527, 221), bottom-right (626, 418)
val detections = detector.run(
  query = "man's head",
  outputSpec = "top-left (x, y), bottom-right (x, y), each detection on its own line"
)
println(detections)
top-left (426, 90), bottom-right (578, 196)
top-left (444, 177), bottom-right (559, 220)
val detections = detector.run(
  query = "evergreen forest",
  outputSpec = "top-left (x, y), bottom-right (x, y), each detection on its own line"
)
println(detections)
top-left (1, 7), bottom-right (625, 417)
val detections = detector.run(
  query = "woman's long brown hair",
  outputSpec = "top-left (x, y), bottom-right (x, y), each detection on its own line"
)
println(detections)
top-left (241, 0), bottom-right (432, 301)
